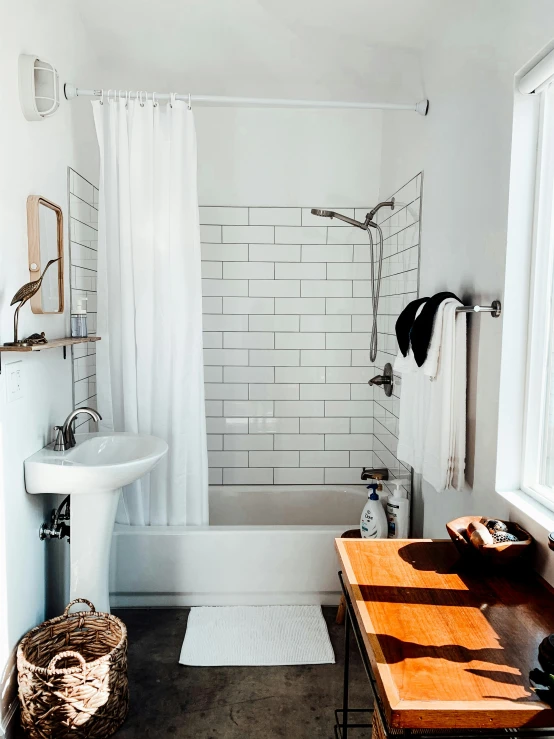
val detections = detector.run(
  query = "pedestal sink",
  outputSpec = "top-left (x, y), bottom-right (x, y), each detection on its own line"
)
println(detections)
top-left (25, 432), bottom-right (168, 613)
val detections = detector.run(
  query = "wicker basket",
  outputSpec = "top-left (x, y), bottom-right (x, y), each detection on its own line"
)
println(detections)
top-left (372, 710), bottom-right (387, 739)
top-left (17, 599), bottom-right (129, 738)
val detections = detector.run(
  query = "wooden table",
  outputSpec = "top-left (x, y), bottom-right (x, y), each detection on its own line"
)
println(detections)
top-left (335, 538), bottom-right (554, 738)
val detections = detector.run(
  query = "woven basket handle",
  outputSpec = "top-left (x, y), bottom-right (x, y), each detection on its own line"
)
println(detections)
top-left (47, 650), bottom-right (87, 672)
top-left (63, 598), bottom-right (96, 618)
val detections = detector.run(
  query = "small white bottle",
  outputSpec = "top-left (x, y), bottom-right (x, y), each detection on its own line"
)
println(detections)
top-left (71, 297), bottom-right (88, 338)
top-left (360, 484), bottom-right (388, 539)
top-left (386, 480), bottom-right (410, 539)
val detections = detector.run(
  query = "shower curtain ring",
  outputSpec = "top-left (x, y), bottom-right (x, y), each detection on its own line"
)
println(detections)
top-left (106, 89), bottom-right (113, 103)
top-left (170, 93), bottom-right (176, 108)
top-left (153, 92), bottom-right (157, 107)
top-left (188, 93), bottom-right (192, 110)
top-left (100, 89), bottom-right (104, 105)
top-left (140, 90), bottom-right (145, 107)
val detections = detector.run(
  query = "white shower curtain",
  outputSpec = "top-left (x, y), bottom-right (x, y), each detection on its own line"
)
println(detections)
top-left (93, 98), bottom-right (209, 526)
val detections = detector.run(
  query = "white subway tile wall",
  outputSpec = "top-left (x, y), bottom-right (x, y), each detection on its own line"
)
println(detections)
top-left (201, 174), bottom-right (421, 489)
top-left (373, 173), bottom-right (422, 498)
top-left (69, 168), bottom-right (99, 431)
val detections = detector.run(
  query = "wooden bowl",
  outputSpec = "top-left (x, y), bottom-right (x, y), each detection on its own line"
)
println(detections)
top-left (446, 516), bottom-right (532, 567)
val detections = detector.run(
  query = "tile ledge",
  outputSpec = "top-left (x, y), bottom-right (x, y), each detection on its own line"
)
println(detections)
top-left (497, 488), bottom-right (554, 532)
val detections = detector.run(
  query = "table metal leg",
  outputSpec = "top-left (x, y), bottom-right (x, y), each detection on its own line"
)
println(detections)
top-left (342, 605), bottom-right (351, 738)
top-left (335, 572), bottom-right (374, 737)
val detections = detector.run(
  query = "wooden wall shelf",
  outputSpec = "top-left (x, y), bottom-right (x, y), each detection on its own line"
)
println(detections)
top-left (0, 337), bottom-right (100, 353)
top-left (0, 337), bottom-right (100, 371)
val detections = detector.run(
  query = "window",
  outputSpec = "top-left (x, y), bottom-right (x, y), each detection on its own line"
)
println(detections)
top-left (522, 81), bottom-right (554, 510)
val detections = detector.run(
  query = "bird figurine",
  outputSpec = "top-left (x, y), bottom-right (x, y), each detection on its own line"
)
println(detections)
top-left (5, 257), bottom-right (61, 345)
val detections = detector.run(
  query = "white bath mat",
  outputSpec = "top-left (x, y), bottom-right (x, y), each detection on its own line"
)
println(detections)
top-left (179, 605), bottom-right (335, 666)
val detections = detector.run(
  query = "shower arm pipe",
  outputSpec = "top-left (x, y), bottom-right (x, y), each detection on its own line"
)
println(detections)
top-left (325, 211), bottom-right (372, 228)
top-left (64, 84), bottom-right (429, 115)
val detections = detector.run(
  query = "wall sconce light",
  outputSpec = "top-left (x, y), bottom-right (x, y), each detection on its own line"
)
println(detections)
top-left (18, 54), bottom-right (60, 121)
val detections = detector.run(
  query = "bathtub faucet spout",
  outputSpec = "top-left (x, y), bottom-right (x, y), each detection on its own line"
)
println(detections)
top-left (361, 467), bottom-right (389, 481)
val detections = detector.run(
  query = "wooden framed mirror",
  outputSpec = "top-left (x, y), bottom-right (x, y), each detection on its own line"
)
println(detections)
top-left (27, 195), bottom-right (64, 314)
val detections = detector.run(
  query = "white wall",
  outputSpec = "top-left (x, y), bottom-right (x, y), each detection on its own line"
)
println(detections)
top-left (195, 108), bottom-right (382, 207)
top-left (377, 15), bottom-right (554, 547)
top-left (0, 2), bottom-right (100, 732)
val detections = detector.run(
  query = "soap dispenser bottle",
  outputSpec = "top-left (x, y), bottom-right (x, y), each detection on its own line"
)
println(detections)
top-left (360, 483), bottom-right (388, 539)
top-left (71, 297), bottom-right (88, 338)
top-left (386, 480), bottom-right (410, 539)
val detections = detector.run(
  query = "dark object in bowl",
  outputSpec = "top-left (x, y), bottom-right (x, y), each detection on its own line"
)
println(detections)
top-left (487, 519), bottom-right (508, 533)
top-left (492, 531), bottom-right (519, 544)
top-left (539, 634), bottom-right (554, 674)
top-left (446, 515), bottom-right (532, 566)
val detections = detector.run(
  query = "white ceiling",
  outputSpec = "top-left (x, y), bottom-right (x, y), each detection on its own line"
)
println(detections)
top-left (75, 0), bottom-right (552, 102)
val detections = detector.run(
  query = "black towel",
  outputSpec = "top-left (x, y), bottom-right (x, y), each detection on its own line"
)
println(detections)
top-left (395, 297), bottom-right (429, 356)
top-left (411, 292), bottom-right (460, 367)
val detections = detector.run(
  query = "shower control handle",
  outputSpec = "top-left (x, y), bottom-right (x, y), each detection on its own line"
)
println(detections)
top-left (368, 363), bottom-right (393, 397)
top-left (369, 375), bottom-right (390, 386)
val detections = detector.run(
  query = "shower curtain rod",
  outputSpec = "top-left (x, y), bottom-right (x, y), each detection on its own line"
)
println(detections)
top-left (63, 84), bottom-right (430, 115)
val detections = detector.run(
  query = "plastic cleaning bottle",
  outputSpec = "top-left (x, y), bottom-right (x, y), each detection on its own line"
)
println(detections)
top-left (386, 480), bottom-right (410, 539)
top-left (71, 297), bottom-right (88, 338)
top-left (360, 483), bottom-right (388, 539)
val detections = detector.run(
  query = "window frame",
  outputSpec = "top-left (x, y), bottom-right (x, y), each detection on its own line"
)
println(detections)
top-left (521, 82), bottom-right (554, 512)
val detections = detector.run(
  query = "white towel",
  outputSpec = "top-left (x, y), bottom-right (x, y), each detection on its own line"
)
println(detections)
top-left (394, 304), bottom-right (428, 472)
top-left (451, 307), bottom-right (467, 490)
top-left (421, 298), bottom-right (459, 379)
top-left (395, 371), bottom-right (429, 474)
top-left (422, 302), bottom-right (466, 491)
top-left (395, 299), bottom-right (466, 492)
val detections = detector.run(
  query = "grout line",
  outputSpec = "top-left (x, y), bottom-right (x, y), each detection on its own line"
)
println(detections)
top-left (69, 167), bottom-right (99, 191)
top-left (70, 191), bottom-right (99, 211)
top-left (71, 216), bottom-right (99, 232)
top-left (70, 239), bottom-right (98, 252)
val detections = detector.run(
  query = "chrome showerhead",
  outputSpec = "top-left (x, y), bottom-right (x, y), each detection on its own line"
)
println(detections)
top-left (311, 200), bottom-right (395, 230)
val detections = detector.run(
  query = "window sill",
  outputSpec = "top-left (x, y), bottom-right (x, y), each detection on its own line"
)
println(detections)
top-left (497, 488), bottom-right (554, 536)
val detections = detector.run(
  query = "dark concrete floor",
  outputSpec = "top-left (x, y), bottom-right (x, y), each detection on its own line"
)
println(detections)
top-left (112, 606), bottom-right (373, 738)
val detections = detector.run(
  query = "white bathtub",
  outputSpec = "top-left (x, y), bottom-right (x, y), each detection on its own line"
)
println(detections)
top-left (109, 485), bottom-right (367, 608)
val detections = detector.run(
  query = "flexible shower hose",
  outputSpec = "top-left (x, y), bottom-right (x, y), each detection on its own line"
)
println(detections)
top-left (366, 223), bottom-right (384, 363)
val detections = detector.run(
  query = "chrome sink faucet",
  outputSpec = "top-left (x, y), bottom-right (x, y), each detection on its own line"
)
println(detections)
top-left (53, 407), bottom-right (102, 451)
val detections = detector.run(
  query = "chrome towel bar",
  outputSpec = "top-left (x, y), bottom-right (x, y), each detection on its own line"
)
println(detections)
top-left (455, 300), bottom-right (501, 317)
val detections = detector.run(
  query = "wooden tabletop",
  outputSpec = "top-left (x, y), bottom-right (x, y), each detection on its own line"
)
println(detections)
top-left (336, 538), bottom-right (554, 730)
